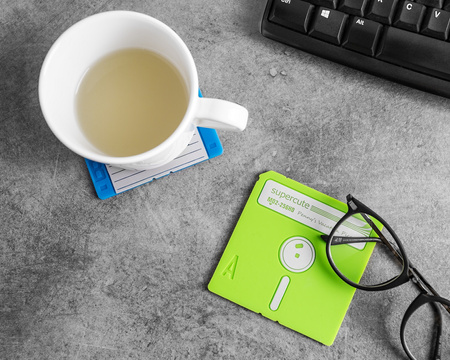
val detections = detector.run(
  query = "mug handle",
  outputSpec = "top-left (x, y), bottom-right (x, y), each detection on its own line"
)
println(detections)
top-left (194, 98), bottom-right (248, 131)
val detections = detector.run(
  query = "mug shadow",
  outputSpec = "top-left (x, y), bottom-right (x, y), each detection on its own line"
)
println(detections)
top-left (0, 22), bottom-right (63, 168)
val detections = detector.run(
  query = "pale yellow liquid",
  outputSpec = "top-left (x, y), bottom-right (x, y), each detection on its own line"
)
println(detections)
top-left (76, 48), bottom-right (189, 157)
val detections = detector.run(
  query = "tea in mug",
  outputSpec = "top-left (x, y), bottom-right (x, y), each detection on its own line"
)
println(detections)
top-left (76, 48), bottom-right (189, 157)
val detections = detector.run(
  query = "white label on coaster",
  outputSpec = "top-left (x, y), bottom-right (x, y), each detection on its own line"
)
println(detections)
top-left (106, 128), bottom-right (209, 194)
top-left (258, 180), bottom-right (369, 250)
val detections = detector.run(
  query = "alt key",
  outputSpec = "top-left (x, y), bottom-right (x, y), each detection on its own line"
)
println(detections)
top-left (343, 17), bottom-right (383, 56)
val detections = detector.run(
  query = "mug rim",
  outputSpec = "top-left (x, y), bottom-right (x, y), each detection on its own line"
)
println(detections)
top-left (38, 10), bottom-right (199, 166)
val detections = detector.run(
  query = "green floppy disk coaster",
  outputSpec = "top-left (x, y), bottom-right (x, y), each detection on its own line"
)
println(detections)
top-left (208, 171), bottom-right (376, 346)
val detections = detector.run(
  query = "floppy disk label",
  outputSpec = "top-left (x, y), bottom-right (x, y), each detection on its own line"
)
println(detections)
top-left (258, 180), bottom-right (367, 250)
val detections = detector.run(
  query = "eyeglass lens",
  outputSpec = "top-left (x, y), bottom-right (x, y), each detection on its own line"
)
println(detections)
top-left (403, 299), bottom-right (448, 360)
top-left (329, 212), bottom-right (405, 287)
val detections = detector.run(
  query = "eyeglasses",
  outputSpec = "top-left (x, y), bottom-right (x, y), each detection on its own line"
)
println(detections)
top-left (322, 195), bottom-right (450, 360)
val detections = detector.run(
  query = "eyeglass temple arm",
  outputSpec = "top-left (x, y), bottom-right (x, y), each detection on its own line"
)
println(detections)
top-left (359, 213), bottom-right (405, 265)
top-left (320, 235), bottom-right (382, 245)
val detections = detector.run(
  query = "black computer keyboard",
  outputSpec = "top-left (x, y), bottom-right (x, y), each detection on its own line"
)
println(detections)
top-left (261, 0), bottom-right (450, 98)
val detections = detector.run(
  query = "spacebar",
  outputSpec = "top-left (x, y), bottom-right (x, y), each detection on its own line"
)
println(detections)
top-left (377, 27), bottom-right (450, 81)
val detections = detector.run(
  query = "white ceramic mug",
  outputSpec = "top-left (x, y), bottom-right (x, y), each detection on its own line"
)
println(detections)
top-left (39, 11), bottom-right (248, 170)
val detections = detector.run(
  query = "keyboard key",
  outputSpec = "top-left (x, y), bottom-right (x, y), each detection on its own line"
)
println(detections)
top-left (343, 17), bottom-right (383, 55)
top-left (306, 0), bottom-right (339, 9)
top-left (338, 0), bottom-right (369, 16)
top-left (416, 0), bottom-right (444, 8)
top-left (421, 8), bottom-right (450, 39)
top-left (269, 0), bottom-right (316, 33)
top-left (367, 0), bottom-right (399, 24)
top-left (310, 7), bottom-right (349, 44)
top-left (393, 1), bottom-right (427, 32)
top-left (377, 26), bottom-right (450, 80)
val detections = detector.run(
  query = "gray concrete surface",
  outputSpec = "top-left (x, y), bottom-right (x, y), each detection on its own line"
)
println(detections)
top-left (1, 0), bottom-right (450, 359)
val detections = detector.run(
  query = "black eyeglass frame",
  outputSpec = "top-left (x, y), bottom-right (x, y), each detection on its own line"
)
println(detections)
top-left (322, 194), bottom-right (450, 360)
top-left (324, 194), bottom-right (411, 291)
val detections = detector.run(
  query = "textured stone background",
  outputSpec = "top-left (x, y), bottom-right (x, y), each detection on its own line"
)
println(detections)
top-left (1, 0), bottom-right (450, 359)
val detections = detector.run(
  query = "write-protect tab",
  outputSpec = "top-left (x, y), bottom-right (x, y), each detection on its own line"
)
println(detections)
top-left (85, 159), bottom-right (116, 200)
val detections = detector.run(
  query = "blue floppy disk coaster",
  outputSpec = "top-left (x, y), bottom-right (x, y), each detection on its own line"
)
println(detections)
top-left (85, 127), bottom-right (222, 199)
top-left (85, 91), bottom-right (223, 199)
top-left (208, 171), bottom-right (375, 346)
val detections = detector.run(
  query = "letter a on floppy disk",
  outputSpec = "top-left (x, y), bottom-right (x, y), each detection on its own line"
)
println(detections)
top-left (208, 171), bottom-right (375, 346)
